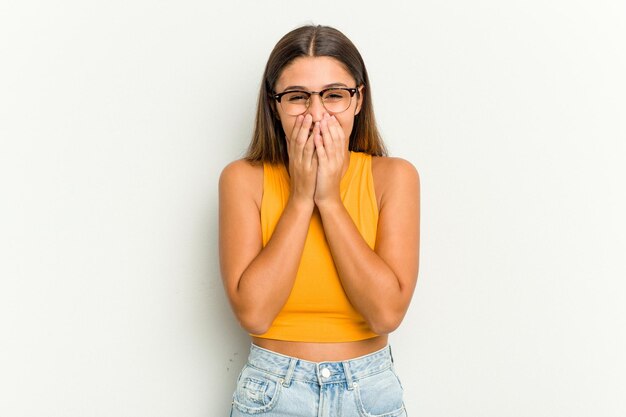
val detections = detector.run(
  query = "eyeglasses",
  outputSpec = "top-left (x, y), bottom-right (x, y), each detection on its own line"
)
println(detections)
top-left (272, 87), bottom-right (358, 116)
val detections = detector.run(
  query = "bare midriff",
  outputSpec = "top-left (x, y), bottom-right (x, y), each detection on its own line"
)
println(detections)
top-left (251, 335), bottom-right (388, 362)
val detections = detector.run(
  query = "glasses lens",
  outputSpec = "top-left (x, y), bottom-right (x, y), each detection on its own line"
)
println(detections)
top-left (321, 89), bottom-right (352, 113)
top-left (280, 91), bottom-right (310, 116)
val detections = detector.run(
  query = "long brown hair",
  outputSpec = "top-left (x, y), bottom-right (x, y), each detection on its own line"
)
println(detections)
top-left (245, 25), bottom-right (387, 165)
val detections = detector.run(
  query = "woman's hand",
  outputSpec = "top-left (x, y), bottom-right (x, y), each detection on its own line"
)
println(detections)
top-left (313, 113), bottom-right (346, 207)
top-left (286, 114), bottom-right (319, 207)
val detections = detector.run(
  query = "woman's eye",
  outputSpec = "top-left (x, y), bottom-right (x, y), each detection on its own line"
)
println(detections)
top-left (323, 90), bottom-right (347, 101)
top-left (286, 94), bottom-right (308, 102)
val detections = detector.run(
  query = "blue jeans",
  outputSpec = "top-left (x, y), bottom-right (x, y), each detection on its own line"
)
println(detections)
top-left (230, 343), bottom-right (407, 416)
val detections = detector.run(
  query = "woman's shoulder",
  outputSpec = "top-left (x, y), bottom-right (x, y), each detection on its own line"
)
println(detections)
top-left (371, 155), bottom-right (419, 184)
top-left (371, 156), bottom-right (420, 206)
top-left (220, 158), bottom-right (263, 178)
top-left (219, 159), bottom-right (264, 203)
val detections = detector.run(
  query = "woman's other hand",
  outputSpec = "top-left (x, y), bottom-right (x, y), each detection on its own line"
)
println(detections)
top-left (314, 113), bottom-right (347, 207)
top-left (286, 113), bottom-right (318, 207)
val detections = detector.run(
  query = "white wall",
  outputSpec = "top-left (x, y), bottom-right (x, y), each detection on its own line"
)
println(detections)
top-left (1, 1), bottom-right (625, 416)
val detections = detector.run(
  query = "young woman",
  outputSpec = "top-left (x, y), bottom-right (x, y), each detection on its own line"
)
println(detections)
top-left (219, 25), bottom-right (420, 416)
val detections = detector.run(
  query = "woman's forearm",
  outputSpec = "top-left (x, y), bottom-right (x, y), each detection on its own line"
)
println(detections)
top-left (233, 198), bottom-right (314, 334)
top-left (316, 200), bottom-right (408, 334)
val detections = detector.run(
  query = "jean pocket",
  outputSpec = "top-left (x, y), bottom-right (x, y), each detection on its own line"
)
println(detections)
top-left (232, 365), bottom-right (283, 414)
top-left (353, 368), bottom-right (406, 417)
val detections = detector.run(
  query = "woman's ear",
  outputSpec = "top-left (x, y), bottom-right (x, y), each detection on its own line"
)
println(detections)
top-left (354, 85), bottom-right (365, 116)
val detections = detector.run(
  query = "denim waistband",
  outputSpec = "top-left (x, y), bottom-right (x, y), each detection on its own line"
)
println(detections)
top-left (246, 343), bottom-right (394, 388)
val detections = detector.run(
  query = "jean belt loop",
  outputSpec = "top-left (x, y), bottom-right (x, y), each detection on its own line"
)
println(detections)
top-left (342, 360), bottom-right (355, 391)
top-left (282, 358), bottom-right (297, 387)
top-left (389, 344), bottom-right (395, 364)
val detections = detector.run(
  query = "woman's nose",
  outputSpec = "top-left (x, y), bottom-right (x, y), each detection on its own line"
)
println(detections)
top-left (306, 94), bottom-right (326, 122)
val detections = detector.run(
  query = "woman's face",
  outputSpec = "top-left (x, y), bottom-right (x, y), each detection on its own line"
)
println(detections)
top-left (273, 56), bottom-right (363, 145)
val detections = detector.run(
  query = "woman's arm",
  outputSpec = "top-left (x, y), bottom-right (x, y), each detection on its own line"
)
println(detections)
top-left (316, 157), bottom-right (420, 334)
top-left (219, 116), bottom-right (319, 334)
top-left (314, 114), bottom-right (420, 335)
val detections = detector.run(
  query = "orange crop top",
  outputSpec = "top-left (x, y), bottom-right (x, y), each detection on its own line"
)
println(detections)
top-left (252, 151), bottom-right (380, 342)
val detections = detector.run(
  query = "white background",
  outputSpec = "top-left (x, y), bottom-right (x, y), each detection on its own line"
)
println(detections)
top-left (1, 1), bottom-right (625, 416)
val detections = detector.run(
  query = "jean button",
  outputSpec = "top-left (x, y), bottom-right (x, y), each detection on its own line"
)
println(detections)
top-left (321, 368), bottom-right (331, 378)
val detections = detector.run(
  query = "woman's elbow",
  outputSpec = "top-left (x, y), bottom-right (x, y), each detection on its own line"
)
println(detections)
top-left (236, 310), bottom-right (273, 335)
top-left (368, 312), bottom-right (404, 335)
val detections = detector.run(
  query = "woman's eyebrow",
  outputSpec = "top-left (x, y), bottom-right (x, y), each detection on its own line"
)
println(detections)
top-left (281, 82), bottom-right (349, 91)
top-left (282, 85), bottom-right (307, 91)
top-left (323, 82), bottom-right (349, 88)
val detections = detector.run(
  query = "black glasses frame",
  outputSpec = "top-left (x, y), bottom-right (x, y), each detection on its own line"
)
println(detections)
top-left (272, 87), bottom-right (358, 103)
